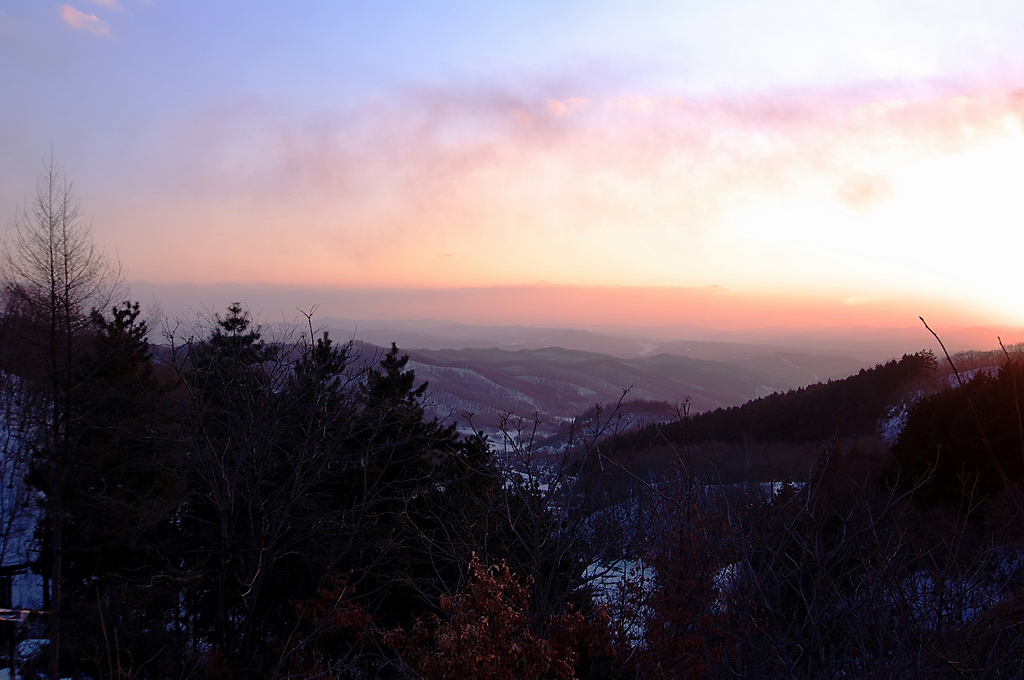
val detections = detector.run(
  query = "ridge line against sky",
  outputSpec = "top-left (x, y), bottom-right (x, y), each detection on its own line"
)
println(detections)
top-left (2, 1), bottom-right (1023, 329)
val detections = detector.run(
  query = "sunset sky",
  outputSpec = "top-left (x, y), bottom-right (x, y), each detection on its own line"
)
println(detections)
top-left (2, 1), bottom-right (1024, 333)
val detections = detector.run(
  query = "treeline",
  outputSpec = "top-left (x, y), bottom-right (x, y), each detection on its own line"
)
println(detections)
top-left (2, 292), bottom-right (624, 678)
top-left (652, 350), bottom-right (939, 445)
top-left (587, 351), bottom-right (940, 486)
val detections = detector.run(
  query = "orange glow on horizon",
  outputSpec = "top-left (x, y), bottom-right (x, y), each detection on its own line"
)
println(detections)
top-left (376, 285), bottom-right (1007, 331)
top-left (131, 281), bottom-right (1023, 345)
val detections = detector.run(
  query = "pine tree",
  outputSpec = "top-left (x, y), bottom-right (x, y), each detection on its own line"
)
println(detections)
top-left (58, 301), bottom-right (184, 678)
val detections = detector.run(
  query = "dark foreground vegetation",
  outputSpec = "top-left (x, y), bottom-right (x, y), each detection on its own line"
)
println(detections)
top-left (3, 165), bottom-right (1024, 678)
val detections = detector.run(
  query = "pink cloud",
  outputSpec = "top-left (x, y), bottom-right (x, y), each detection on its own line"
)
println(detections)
top-left (167, 79), bottom-right (1023, 214)
top-left (132, 76), bottom-right (1024, 292)
top-left (59, 5), bottom-right (110, 36)
top-left (546, 97), bottom-right (590, 117)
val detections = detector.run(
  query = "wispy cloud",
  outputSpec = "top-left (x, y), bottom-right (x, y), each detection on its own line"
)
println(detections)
top-left (112, 74), bottom-right (1024, 315)
top-left (59, 4), bottom-right (111, 36)
top-left (87, 0), bottom-right (118, 6)
top-left (167, 78), bottom-right (1024, 224)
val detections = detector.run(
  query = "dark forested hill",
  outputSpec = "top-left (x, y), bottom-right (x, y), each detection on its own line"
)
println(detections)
top-left (624, 350), bottom-right (939, 448)
top-left (888, 360), bottom-right (1024, 505)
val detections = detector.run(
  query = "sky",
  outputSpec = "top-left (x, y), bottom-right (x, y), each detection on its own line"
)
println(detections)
top-left (2, 1), bottom-right (1024, 334)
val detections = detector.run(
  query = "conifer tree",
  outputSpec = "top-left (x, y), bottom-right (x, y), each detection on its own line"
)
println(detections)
top-left (58, 302), bottom-right (184, 678)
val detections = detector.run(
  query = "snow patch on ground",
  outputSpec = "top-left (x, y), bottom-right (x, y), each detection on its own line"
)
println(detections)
top-left (878, 402), bottom-right (909, 443)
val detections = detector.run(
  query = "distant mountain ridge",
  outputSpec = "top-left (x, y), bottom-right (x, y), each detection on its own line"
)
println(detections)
top-left (323, 318), bottom-right (881, 360)
top-left (347, 342), bottom-right (870, 434)
top-left (315, 317), bottom-right (1014, 364)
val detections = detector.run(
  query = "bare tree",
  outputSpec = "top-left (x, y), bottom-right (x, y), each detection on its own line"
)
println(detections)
top-left (2, 158), bottom-right (123, 677)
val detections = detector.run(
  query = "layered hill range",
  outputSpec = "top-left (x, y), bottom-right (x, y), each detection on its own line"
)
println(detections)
top-left (322, 319), bottom-right (886, 434)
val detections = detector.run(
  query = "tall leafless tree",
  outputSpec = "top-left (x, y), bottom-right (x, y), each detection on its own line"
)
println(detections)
top-left (2, 158), bottom-right (123, 677)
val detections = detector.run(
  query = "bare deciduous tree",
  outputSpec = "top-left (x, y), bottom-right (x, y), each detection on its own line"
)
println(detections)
top-left (2, 158), bottom-right (123, 677)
